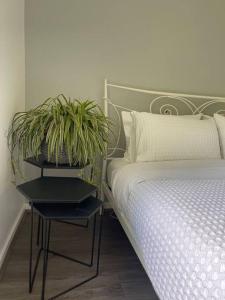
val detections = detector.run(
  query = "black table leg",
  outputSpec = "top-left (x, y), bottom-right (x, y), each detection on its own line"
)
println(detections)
top-left (41, 217), bottom-right (44, 249)
top-left (96, 206), bottom-right (103, 276)
top-left (29, 202), bottom-right (34, 293)
top-left (41, 219), bottom-right (51, 300)
top-left (29, 211), bottom-right (43, 293)
top-left (37, 215), bottom-right (41, 246)
top-left (90, 213), bottom-right (96, 266)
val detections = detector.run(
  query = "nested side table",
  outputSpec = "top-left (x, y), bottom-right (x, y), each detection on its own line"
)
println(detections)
top-left (17, 157), bottom-right (103, 300)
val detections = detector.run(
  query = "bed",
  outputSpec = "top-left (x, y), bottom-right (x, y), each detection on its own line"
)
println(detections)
top-left (102, 80), bottom-right (225, 300)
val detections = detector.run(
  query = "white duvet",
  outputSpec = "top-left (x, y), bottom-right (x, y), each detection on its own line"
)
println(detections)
top-left (111, 160), bottom-right (225, 300)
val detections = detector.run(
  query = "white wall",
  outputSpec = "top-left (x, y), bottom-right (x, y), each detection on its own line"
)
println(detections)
top-left (25, 0), bottom-right (225, 109)
top-left (0, 0), bottom-right (25, 268)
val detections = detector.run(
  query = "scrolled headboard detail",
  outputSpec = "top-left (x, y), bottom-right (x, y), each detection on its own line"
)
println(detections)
top-left (149, 95), bottom-right (225, 116)
top-left (103, 80), bottom-right (225, 158)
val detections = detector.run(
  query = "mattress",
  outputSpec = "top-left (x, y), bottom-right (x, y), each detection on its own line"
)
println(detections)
top-left (111, 159), bottom-right (225, 212)
top-left (110, 159), bottom-right (225, 300)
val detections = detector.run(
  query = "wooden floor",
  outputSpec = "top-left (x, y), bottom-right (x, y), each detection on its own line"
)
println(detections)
top-left (0, 212), bottom-right (159, 300)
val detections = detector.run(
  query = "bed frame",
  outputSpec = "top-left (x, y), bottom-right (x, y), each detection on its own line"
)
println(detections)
top-left (101, 79), bottom-right (225, 276)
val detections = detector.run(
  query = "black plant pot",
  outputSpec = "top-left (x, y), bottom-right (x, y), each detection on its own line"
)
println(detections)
top-left (41, 142), bottom-right (70, 165)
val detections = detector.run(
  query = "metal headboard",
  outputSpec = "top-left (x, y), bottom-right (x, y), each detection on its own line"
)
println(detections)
top-left (101, 79), bottom-right (225, 198)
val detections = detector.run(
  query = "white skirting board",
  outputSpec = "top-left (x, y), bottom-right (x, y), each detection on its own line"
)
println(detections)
top-left (0, 204), bottom-right (26, 270)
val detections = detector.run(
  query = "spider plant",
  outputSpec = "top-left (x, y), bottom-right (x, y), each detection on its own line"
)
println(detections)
top-left (8, 94), bottom-right (110, 179)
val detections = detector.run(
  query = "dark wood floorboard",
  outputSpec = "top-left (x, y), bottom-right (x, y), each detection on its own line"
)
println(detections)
top-left (0, 212), bottom-right (159, 300)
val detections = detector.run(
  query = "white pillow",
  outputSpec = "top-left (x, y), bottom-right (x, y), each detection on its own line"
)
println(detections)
top-left (214, 113), bottom-right (225, 158)
top-left (133, 112), bottom-right (221, 162)
top-left (121, 111), bottom-right (203, 162)
top-left (122, 111), bottom-right (138, 162)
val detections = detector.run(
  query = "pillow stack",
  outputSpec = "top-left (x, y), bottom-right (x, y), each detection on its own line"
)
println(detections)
top-left (121, 111), bottom-right (224, 163)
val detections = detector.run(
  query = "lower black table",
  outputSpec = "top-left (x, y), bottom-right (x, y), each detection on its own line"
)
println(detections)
top-left (17, 177), bottom-right (103, 300)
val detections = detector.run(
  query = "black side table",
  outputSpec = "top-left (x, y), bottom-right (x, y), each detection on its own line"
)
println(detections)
top-left (17, 157), bottom-right (103, 300)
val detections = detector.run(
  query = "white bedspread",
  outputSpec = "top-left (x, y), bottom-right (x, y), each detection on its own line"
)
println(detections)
top-left (111, 160), bottom-right (225, 300)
